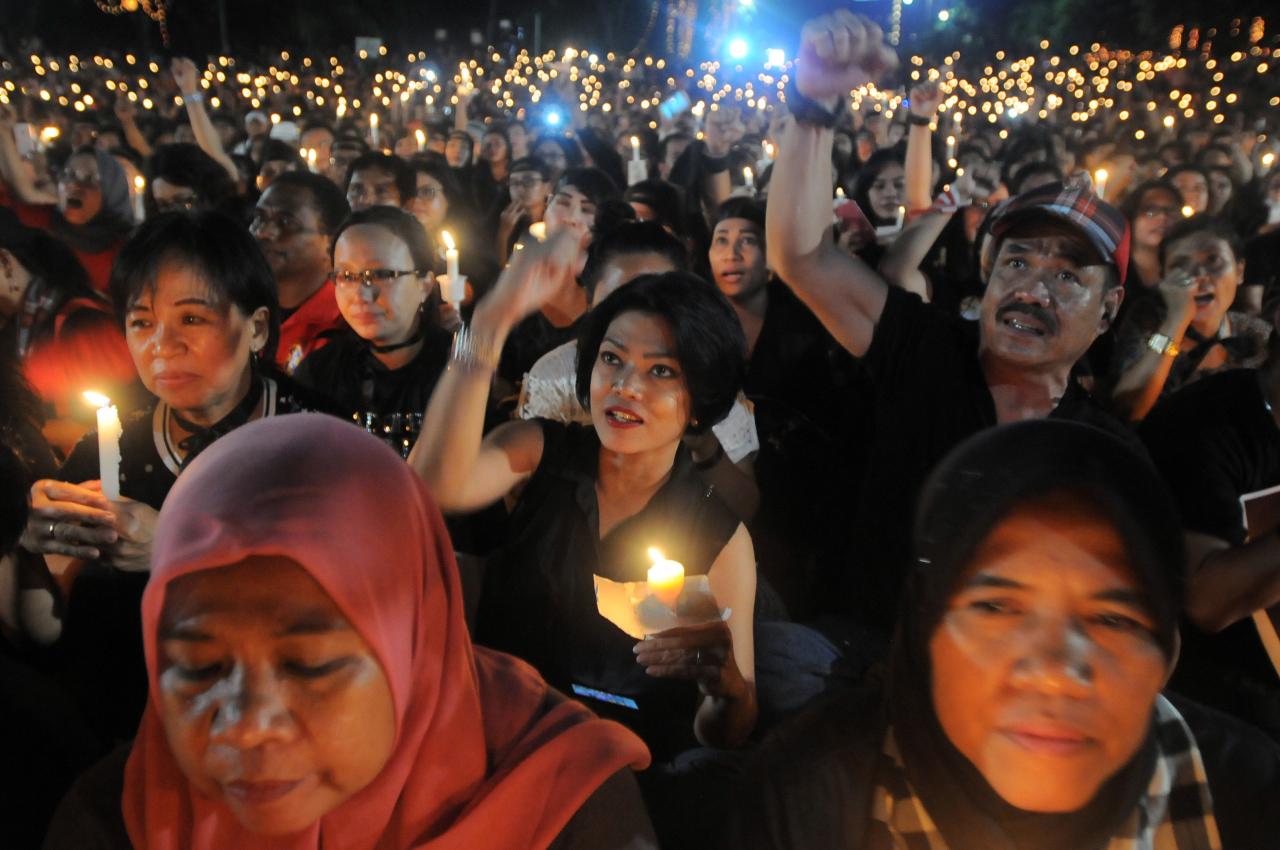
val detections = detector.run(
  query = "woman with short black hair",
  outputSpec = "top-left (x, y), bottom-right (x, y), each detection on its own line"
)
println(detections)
top-left (410, 232), bottom-right (758, 767)
top-left (19, 210), bottom-right (329, 742)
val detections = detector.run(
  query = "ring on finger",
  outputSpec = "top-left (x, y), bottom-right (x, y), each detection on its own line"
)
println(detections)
top-left (47, 521), bottom-right (57, 539)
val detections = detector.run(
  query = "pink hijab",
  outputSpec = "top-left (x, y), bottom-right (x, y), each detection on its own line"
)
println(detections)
top-left (123, 414), bottom-right (650, 850)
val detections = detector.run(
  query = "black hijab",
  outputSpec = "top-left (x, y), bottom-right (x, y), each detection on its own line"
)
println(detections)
top-left (889, 420), bottom-right (1185, 850)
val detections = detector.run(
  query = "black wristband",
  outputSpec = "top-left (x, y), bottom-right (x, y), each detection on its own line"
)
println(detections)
top-left (701, 144), bottom-right (730, 173)
top-left (693, 442), bottom-right (726, 470)
top-left (784, 79), bottom-right (843, 129)
top-left (907, 113), bottom-right (932, 127)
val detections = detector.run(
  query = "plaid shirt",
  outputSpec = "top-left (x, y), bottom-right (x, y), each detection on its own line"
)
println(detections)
top-left (872, 696), bottom-right (1222, 850)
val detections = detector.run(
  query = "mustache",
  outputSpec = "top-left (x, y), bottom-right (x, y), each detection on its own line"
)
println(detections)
top-left (996, 302), bottom-right (1058, 335)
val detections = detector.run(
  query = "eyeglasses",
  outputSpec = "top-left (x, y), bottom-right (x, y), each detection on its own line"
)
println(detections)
top-left (249, 208), bottom-right (314, 236)
top-left (329, 268), bottom-right (425, 290)
top-left (415, 186), bottom-right (442, 200)
top-left (57, 170), bottom-right (100, 188)
top-left (509, 177), bottom-right (544, 189)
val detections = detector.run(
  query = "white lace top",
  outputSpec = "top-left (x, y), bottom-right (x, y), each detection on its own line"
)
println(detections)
top-left (517, 341), bottom-right (760, 463)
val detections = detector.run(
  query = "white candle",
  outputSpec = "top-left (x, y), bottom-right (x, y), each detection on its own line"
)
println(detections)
top-left (440, 230), bottom-right (464, 304)
top-left (630, 135), bottom-right (641, 161)
top-left (369, 113), bottom-right (380, 147)
top-left (415, 128), bottom-right (426, 152)
top-left (895, 205), bottom-right (906, 229)
top-left (946, 134), bottom-right (956, 164)
top-left (306, 147), bottom-right (318, 173)
top-left (743, 166), bottom-right (755, 192)
top-left (132, 176), bottom-right (146, 223)
top-left (647, 547), bottom-right (685, 610)
top-left (84, 391), bottom-right (121, 500)
top-left (1094, 168), bottom-right (1108, 200)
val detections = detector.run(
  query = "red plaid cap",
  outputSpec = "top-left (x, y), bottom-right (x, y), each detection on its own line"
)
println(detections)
top-left (988, 181), bottom-right (1131, 286)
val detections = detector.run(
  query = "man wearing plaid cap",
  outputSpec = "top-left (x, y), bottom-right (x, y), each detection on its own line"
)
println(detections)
top-left (764, 13), bottom-right (1139, 641)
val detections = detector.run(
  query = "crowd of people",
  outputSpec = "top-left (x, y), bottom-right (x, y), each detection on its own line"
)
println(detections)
top-left (3, 8), bottom-right (1280, 849)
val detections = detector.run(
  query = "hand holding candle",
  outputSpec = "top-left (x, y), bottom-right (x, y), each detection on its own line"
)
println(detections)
top-left (647, 547), bottom-right (685, 610)
top-left (415, 128), bottom-right (426, 152)
top-left (439, 230), bottom-right (465, 304)
top-left (84, 391), bottom-right (122, 500)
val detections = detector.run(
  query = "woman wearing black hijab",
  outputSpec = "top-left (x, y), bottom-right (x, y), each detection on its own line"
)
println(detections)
top-left (732, 420), bottom-right (1280, 850)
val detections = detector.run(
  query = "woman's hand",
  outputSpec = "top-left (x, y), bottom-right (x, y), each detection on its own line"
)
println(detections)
top-left (633, 620), bottom-right (749, 702)
top-left (1157, 270), bottom-right (1198, 336)
top-left (170, 57), bottom-right (200, 97)
top-left (475, 228), bottom-right (580, 332)
top-left (102, 498), bottom-right (158, 573)
top-left (22, 480), bottom-right (118, 561)
top-left (114, 93), bottom-right (137, 123)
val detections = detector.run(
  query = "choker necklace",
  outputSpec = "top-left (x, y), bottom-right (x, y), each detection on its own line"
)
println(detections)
top-left (369, 327), bottom-right (425, 354)
top-left (170, 376), bottom-right (264, 467)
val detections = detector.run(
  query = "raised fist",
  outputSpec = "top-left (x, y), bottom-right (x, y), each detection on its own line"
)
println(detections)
top-left (795, 10), bottom-right (898, 107)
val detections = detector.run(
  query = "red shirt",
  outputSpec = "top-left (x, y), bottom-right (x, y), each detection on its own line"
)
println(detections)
top-left (276, 278), bottom-right (346, 375)
top-left (11, 202), bottom-right (122, 294)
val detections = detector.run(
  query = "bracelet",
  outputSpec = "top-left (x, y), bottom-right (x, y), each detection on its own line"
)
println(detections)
top-left (907, 113), bottom-right (933, 128)
top-left (1147, 333), bottom-right (1181, 358)
top-left (701, 145), bottom-right (730, 173)
top-left (183, 91), bottom-right (204, 104)
top-left (693, 442), bottom-right (725, 470)
top-left (784, 79), bottom-right (844, 129)
top-left (449, 323), bottom-right (501, 373)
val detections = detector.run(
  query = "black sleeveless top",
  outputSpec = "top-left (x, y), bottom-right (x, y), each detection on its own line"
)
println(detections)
top-left (476, 420), bottom-right (739, 760)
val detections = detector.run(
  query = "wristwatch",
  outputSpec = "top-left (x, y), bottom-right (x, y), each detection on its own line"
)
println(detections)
top-left (784, 79), bottom-right (844, 129)
top-left (1147, 333), bottom-right (1180, 358)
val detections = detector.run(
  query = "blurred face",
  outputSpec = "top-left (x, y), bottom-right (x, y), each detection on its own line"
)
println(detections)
top-left (507, 123), bottom-right (528, 153)
top-left (1131, 188), bottom-right (1180, 252)
top-left (709, 217), bottom-right (768, 303)
top-left (250, 184), bottom-right (328, 285)
top-left (152, 177), bottom-right (200, 214)
top-left (1162, 231), bottom-right (1243, 339)
top-left (57, 152), bottom-right (103, 225)
top-left (405, 173), bottom-right (448, 233)
top-left (1207, 171), bottom-right (1233, 214)
top-left (346, 166), bottom-right (402, 212)
top-left (590, 251), bottom-right (679, 308)
top-left (980, 220), bottom-right (1120, 373)
top-left (535, 141), bottom-right (569, 183)
top-left (930, 498), bottom-right (1167, 812)
top-left (444, 136), bottom-right (471, 168)
top-left (299, 128), bottom-right (333, 166)
top-left (480, 132), bottom-right (509, 164)
top-left (508, 169), bottom-right (548, 210)
top-left (332, 224), bottom-right (429, 347)
top-left (157, 557), bottom-right (395, 835)
top-left (1171, 171), bottom-right (1209, 214)
top-left (71, 121), bottom-right (98, 149)
top-left (855, 131), bottom-right (875, 162)
top-left (867, 162), bottom-right (905, 221)
top-left (545, 184), bottom-right (596, 250)
top-left (589, 311), bottom-right (691, 455)
top-left (256, 159), bottom-right (293, 193)
top-left (125, 261), bottom-right (269, 423)
top-left (328, 147), bottom-right (363, 185)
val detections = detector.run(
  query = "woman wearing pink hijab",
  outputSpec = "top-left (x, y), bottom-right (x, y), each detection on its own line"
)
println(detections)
top-left (45, 414), bottom-right (654, 850)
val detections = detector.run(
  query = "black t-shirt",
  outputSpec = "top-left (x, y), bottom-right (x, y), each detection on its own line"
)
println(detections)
top-left (834, 287), bottom-right (1140, 633)
top-left (294, 327), bottom-right (452, 459)
top-left (1244, 229), bottom-right (1280, 294)
top-left (54, 374), bottom-right (333, 743)
top-left (476, 420), bottom-right (740, 760)
top-left (498, 311), bottom-right (583, 387)
top-left (1140, 368), bottom-right (1280, 737)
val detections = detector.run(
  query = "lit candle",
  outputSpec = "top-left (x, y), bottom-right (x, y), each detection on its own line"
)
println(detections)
top-left (1181, 205), bottom-right (1195, 218)
top-left (743, 166), bottom-right (755, 192)
top-left (306, 147), bottom-right (318, 173)
top-left (415, 128), bottom-right (426, 152)
top-left (895, 205), bottom-right (906, 229)
top-left (369, 112), bottom-right (380, 147)
top-left (1094, 168), bottom-right (1108, 200)
top-left (131, 175), bottom-right (146, 223)
top-left (630, 135), bottom-right (641, 161)
top-left (946, 134), bottom-right (956, 164)
top-left (84, 391), bottom-right (121, 500)
top-left (440, 230), bottom-right (464, 304)
top-left (527, 221), bottom-right (547, 241)
top-left (647, 547), bottom-right (685, 610)
top-left (1263, 152), bottom-right (1276, 173)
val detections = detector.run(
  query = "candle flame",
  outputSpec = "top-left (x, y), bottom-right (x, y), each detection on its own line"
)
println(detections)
top-left (1264, 153), bottom-right (1276, 167)
top-left (630, 135), bottom-right (639, 149)
top-left (133, 175), bottom-right (145, 191)
top-left (415, 128), bottom-right (426, 144)
top-left (440, 230), bottom-right (456, 251)
top-left (743, 166), bottom-right (753, 184)
top-left (1181, 205), bottom-right (1195, 218)
top-left (1094, 168), bottom-right (1108, 182)
top-left (647, 547), bottom-right (664, 564)
top-left (40, 125), bottom-right (60, 143)
top-left (83, 390), bottom-right (112, 408)
top-left (370, 113), bottom-right (378, 126)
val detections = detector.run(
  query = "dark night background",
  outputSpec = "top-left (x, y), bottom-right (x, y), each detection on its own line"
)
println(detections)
top-left (2, 0), bottom-right (1276, 57)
